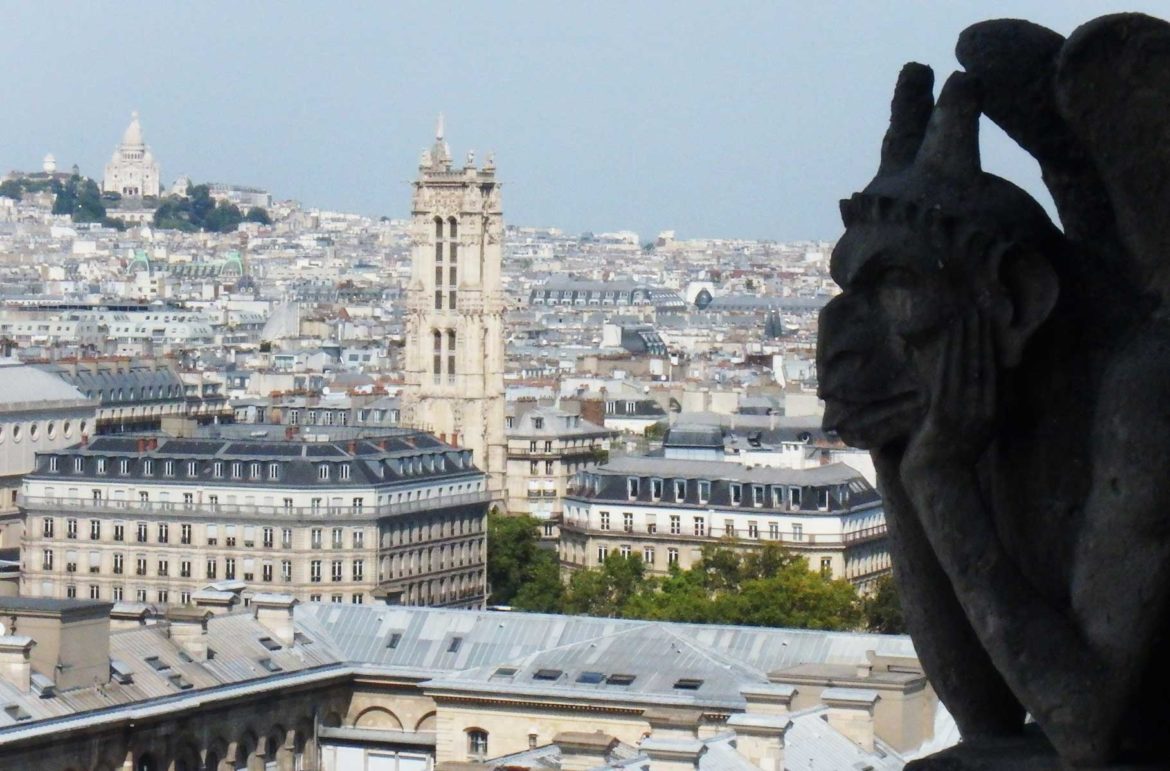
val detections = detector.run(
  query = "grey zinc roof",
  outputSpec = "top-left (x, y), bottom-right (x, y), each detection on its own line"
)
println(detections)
top-left (783, 706), bottom-right (906, 770)
top-left (0, 359), bottom-right (91, 408)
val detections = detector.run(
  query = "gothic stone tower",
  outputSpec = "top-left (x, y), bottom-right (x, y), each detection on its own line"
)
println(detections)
top-left (402, 119), bottom-right (507, 501)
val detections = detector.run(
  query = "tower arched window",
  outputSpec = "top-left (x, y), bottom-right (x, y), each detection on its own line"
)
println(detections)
top-left (448, 216), bottom-right (458, 240)
top-left (447, 330), bottom-right (457, 380)
top-left (434, 216), bottom-right (443, 239)
top-left (433, 330), bottom-right (442, 378)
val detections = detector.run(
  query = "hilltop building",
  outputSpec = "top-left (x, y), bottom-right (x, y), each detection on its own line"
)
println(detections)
top-left (401, 119), bottom-right (507, 501)
top-left (102, 111), bottom-right (160, 199)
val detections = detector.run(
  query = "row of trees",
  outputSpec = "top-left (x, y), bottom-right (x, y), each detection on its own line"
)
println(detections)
top-left (152, 183), bottom-right (270, 232)
top-left (487, 514), bottom-right (904, 633)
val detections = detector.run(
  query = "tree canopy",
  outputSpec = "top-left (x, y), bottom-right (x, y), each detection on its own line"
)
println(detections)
top-left (152, 183), bottom-right (269, 233)
top-left (488, 518), bottom-right (871, 631)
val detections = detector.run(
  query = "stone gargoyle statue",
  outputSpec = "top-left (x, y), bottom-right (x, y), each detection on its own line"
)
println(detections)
top-left (816, 13), bottom-right (1170, 769)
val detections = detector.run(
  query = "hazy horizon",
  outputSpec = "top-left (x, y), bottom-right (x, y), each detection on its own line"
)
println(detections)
top-left (1, 1), bottom-right (1162, 241)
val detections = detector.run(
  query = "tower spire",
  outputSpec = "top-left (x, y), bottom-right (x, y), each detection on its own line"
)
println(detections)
top-left (435, 113), bottom-right (445, 141)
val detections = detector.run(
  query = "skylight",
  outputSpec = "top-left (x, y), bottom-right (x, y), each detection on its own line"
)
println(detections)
top-left (259, 637), bottom-right (282, 652)
top-left (606, 673), bottom-right (636, 686)
top-left (673, 678), bottom-right (704, 690)
top-left (492, 667), bottom-right (518, 678)
top-left (447, 637), bottom-right (463, 653)
top-left (576, 671), bottom-right (605, 684)
top-left (258, 657), bottom-right (283, 673)
top-left (386, 632), bottom-right (402, 649)
top-left (533, 668), bottom-right (562, 681)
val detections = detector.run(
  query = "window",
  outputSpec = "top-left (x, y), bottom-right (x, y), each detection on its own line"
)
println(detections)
top-left (113, 553), bottom-right (123, 574)
top-left (730, 483), bottom-right (742, 505)
top-left (668, 547), bottom-right (679, 566)
top-left (748, 521), bottom-right (759, 539)
top-left (318, 465), bottom-right (330, 481)
top-left (698, 480), bottom-right (710, 503)
top-left (67, 585), bottom-right (77, 599)
top-left (206, 523), bottom-right (218, 545)
top-left (73, 457), bottom-right (83, 473)
top-left (263, 527), bottom-right (274, 548)
top-left (817, 488), bottom-right (830, 510)
top-left (113, 523), bottom-right (124, 542)
top-left (643, 547), bottom-right (655, 564)
top-left (311, 528), bottom-right (323, 549)
top-left (135, 588), bottom-right (146, 603)
top-left (180, 524), bottom-right (191, 545)
top-left (89, 585), bottom-right (100, 600)
top-left (544, 440), bottom-right (552, 452)
top-left (352, 529), bottom-right (364, 548)
top-left (187, 461), bottom-right (197, 477)
top-left (136, 556), bottom-right (147, 576)
top-left (143, 459), bottom-right (153, 476)
top-left (619, 544), bottom-right (631, 558)
top-left (626, 477), bottom-right (639, 499)
top-left (268, 462), bottom-right (279, 480)
top-left (41, 549), bottom-right (53, 570)
top-left (262, 563), bottom-right (273, 582)
top-left (250, 462), bottom-right (261, 479)
top-left (339, 464), bottom-right (350, 481)
top-left (206, 559), bottom-right (217, 579)
top-left (623, 512), bottom-right (633, 532)
top-left (180, 560), bottom-right (191, 578)
top-left (599, 511), bottom-right (610, 531)
top-left (792, 523), bottom-right (804, 541)
top-left (157, 523), bottom-right (168, 543)
top-left (183, 492), bottom-right (193, 508)
top-left (725, 519), bottom-right (735, 537)
top-left (136, 523), bottom-right (148, 543)
top-left (529, 440), bottom-right (537, 453)
top-left (213, 461), bottom-right (223, 478)
top-left (42, 518), bottom-right (54, 538)
top-left (331, 560), bottom-right (343, 581)
top-left (468, 730), bottom-right (488, 757)
top-left (97, 458), bottom-right (106, 474)
top-left (138, 491), bottom-right (148, 504)
top-left (225, 558), bottom-right (236, 580)
top-left (310, 560), bottom-right (322, 583)
top-left (820, 557), bottom-right (833, 576)
top-left (352, 559), bottom-right (364, 581)
top-left (89, 520), bottom-right (101, 540)
top-left (597, 546), bottom-right (608, 562)
top-left (674, 479), bottom-right (686, 500)
top-left (753, 485), bottom-right (764, 507)
top-left (769, 522), bottom-right (780, 540)
top-left (49, 456), bottom-right (58, 472)
top-left (544, 460), bottom-right (553, 474)
top-left (158, 559), bottom-right (169, 577)
top-left (281, 560), bottom-right (292, 582)
top-left (693, 516), bottom-right (706, 537)
top-left (789, 486), bottom-right (802, 509)
top-left (164, 460), bottom-right (174, 477)
top-left (231, 461), bottom-right (242, 479)
top-left (282, 528), bottom-right (293, 549)
top-left (66, 518), bottom-right (77, 539)
top-left (332, 527), bottom-right (343, 549)
top-left (651, 478), bottom-right (663, 500)
top-left (669, 515), bottom-right (681, 535)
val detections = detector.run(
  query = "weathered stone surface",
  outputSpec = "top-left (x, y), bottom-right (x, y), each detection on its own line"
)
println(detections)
top-left (816, 13), bottom-right (1170, 768)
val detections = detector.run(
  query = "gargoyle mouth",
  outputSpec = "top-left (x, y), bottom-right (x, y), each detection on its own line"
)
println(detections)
top-left (822, 391), bottom-right (922, 440)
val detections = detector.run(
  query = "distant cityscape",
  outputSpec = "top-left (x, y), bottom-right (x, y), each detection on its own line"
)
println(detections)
top-left (0, 113), bottom-right (922, 771)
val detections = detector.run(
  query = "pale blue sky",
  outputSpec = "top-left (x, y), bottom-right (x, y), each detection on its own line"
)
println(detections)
top-left (0, 2), bottom-right (1162, 240)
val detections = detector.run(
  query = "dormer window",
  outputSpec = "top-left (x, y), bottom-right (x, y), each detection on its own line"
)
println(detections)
top-left (651, 478), bottom-right (663, 501)
top-left (250, 462), bottom-right (261, 479)
top-left (698, 480), bottom-right (710, 504)
top-left (213, 461), bottom-right (223, 478)
top-left (752, 485), bottom-right (764, 507)
top-left (73, 457), bottom-right (83, 473)
top-left (268, 463), bottom-right (279, 480)
top-left (48, 456), bottom-right (59, 472)
top-left (97, 458), bottom-right (107, 475)
top-left (318, 464), bottom-right (330, 481)
top-left (730, 483), bottom-right (742, 505)
top-left (532, 417), bottom-right (544, 430)
top-left (164, 460), bottom-right (174, 477)
top-left (673, 479), bottom-right (685, 500)
top-left (627, 477), bottom-right (640, 499)
top-left (789, 486), bottom-right (802, 510)
top-left (817, 488), bottom-right (830, 510)
top-left (143, 459), bottom-right (153, 476)
top-left (339, 464), bottom-right (351, 481)
top-left (187, 461), bottom-right (197, 477)
top-left (231, 462), bottom-right (242, 479)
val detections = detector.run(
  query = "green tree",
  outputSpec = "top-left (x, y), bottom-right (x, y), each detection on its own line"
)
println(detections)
top-left (245, 206), bottom-right (272, 225)
top-left (487, 513), bottom-right (559, 607)
top-left (862, 574), bottom-right (905, 634)
top-left (204, 200), bottom-right (243, 232)
top-left (512, 551), bottom-right (565, 613)
top-left (51, 175), bottom-right (106, 224)
top-left (644, 421), bottom-right (668, 440)
top-left (563, 553), bottom-right (647, 617)
top-left (0, 180), bottom-right (23, 200)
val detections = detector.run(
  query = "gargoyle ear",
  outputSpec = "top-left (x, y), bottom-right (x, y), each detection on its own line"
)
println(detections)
top-left (991, 242), bottom-right (1058, 367)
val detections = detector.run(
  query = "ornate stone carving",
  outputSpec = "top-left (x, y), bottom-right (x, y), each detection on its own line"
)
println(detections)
top-left (816, 14), bottom-right (1170, 768)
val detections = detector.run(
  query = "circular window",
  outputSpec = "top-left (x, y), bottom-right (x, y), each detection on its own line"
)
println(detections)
top-left (63, 421), bottom-right (71, 438)
top-left (0, 425), bottom-right (5, 443)
top-left (47, 422), bottom-right (55, 440)
top-left (12, 424), bottom-right (21, 442)
top-left (79, 420), bottom-right (87, 435)
top-left (29, 423), bottom-right (38, 441)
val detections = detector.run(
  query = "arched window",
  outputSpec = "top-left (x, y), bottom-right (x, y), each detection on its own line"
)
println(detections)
top-left (467, 728), bottom-right (488, 757)
top-left (434, 216), bottom-right (443, 239)
top-left (448, 216), bottom-right (458, 240)
top-left (433, 331), bottom-right (442, 376)
top-left (447, 330), bottom-right (456, 379)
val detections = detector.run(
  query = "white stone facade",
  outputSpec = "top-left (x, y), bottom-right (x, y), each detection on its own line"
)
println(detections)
top-left (102, 111), bottom-right (160, 198)
top-left (402, 120), bottom-right (507, 501)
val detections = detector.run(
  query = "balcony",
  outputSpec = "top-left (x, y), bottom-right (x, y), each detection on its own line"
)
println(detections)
top-left (843, 524), bottom-right (888, 545)
top-left (18, 489), bottom-right (492, 523)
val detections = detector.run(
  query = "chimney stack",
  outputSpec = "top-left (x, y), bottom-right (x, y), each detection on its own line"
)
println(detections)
top-left (166, 607), bottom-right (212, 661)
top-left (555, 731), bottom-right (619, 771)
top-left (0, 636), bottom-right (34, 692)
top-left (727, 685), bottom-right (795, 771)
top-left (252, 593), bottom-right (297, 647)
top-left (640, 708), bottom-right (706, 770)
top-left (821, 688), bottom-right (880, 752)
